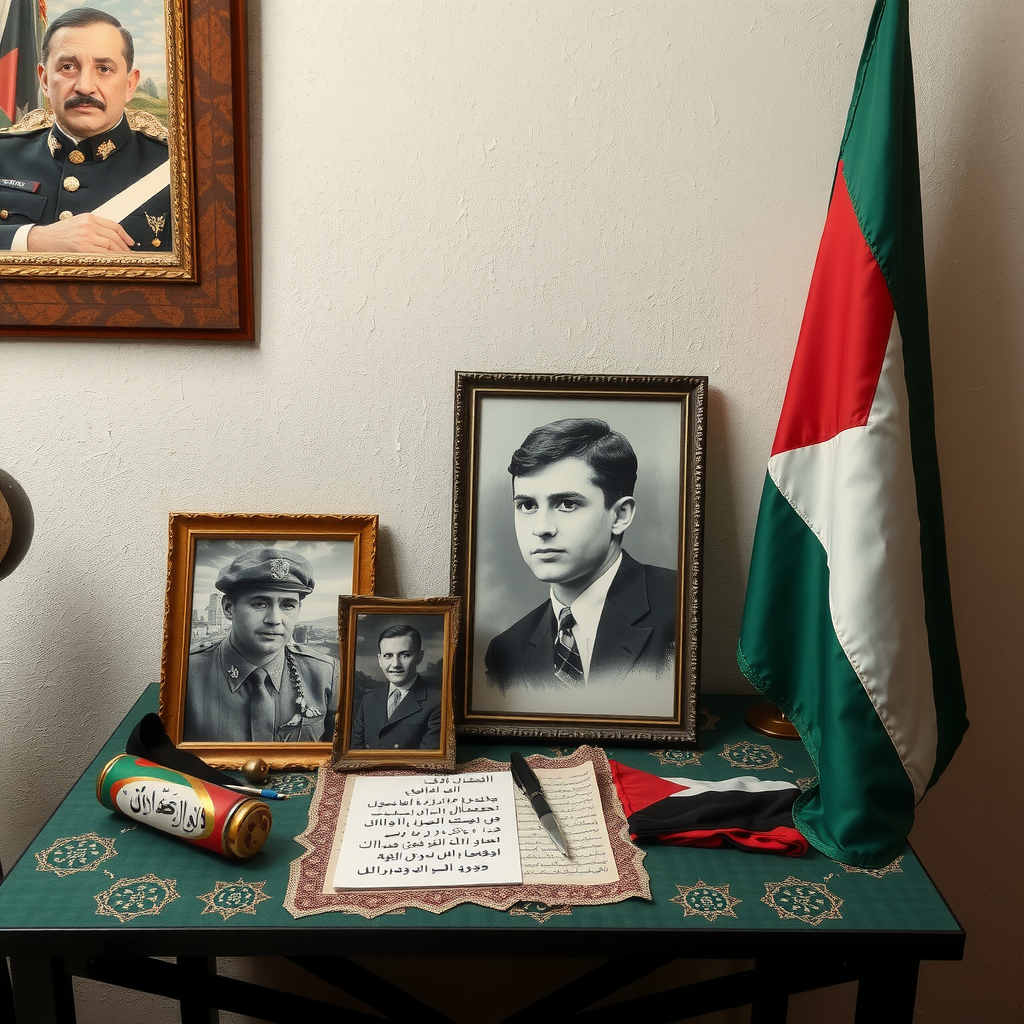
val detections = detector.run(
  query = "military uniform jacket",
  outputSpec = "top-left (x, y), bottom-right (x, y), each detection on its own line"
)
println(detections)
top-left (0, 110), bottom-right (172, 251)
top-left (183, 636), bottom-right (339, 743)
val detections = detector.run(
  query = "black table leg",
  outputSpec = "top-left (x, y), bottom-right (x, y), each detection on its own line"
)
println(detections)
top-left (8, 957), bottom-right (75, 1024)
top-left (177, 956), bottom-right (219, 1024)
top-left (0, 958), bottom-right (15, 1024)
top-left (750, 990), bottom-right (789, 1024)
top-left (854, 958), bottom-right (920, 1024)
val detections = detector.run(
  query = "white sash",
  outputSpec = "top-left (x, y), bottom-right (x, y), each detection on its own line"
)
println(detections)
top-left (91, 159), bottom-right (171, 222)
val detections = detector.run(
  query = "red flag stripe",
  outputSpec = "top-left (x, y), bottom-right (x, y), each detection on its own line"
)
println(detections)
top-left (0, 47), bottom-right (19, 121)
top-left (771, 163), bottom-right (895, 457)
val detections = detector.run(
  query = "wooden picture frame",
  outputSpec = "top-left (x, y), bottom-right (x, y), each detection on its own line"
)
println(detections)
top-left (0, 0), bottom-right (253, 340)
top-left (451, 372), bottom-right (706, 746)
top-left (159, 512), bottom-right (377, 769)
top-left (331, 596), bottom-right (460, 772)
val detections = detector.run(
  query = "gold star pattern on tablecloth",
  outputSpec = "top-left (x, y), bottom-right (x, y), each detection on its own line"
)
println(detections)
top-left (671, 880), bottom-right (742, 922)
top-left (508, 901), bottom-right (573, 923)
top-left (35, 833), bottom-right (117, 877)
top-left (719, 741), bottom-right (783, 771)
top-left (762, 876), bottom-right (843, 926)
top-left (648, 748), bottom-right (703, 768)
top-left (699, 706), bottom-right (721, 732)
top-left (197, 879), bottom-right (272, 920)
top-left (841, 855), bottom-right (904, 878)
top-left (268, 773), bottom-right (316, 797)
top-left (94, 874), bottom-right (180, 923)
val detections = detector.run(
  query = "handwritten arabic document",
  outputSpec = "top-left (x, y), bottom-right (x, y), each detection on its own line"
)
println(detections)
top-left (517, 761), bottom-right (618, 884)
top-left (330, 772), bottom-right (523, 890)
top-left (286, 746), bottom-right (650, 918)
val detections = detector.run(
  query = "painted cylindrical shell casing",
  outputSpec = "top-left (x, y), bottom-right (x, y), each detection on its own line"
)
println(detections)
top-left (96, 754), bottom-right (272, 859)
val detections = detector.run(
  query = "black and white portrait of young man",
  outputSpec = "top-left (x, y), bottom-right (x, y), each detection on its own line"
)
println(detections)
top-left (470, 397), bottom-right (683, 720)
top-left (348, 614), bottom-right (446, 751)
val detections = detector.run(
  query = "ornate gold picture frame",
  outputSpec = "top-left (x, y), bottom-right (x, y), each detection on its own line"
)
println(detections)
top-left (0, 0), bottom-right (253, 339)
top-left (159, 512), bottom-right (377, 769)
top-left (451, 372), bottom-right (706, 746)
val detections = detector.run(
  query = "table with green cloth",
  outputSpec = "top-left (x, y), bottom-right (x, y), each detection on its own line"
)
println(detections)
top-left (0, 684), bottom-right (964, 1023)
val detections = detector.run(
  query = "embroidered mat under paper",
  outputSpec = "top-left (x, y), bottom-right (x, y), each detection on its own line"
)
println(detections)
top-left (284, 745), bottom-right (650, 919)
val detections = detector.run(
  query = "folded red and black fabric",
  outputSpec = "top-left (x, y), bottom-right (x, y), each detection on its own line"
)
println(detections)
top-left (609, 760), bottom-right (808, 857)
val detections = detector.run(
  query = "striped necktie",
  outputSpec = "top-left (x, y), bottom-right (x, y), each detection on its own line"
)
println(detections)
top-left (554, 606), bottom-right (585, 686)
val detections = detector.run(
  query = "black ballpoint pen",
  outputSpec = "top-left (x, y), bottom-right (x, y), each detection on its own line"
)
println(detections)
top-left (509, 752), bottom-right (570, 858)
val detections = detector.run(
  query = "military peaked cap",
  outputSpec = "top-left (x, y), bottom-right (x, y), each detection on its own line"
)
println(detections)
top-left (215, 548), bottom-right (315, 595)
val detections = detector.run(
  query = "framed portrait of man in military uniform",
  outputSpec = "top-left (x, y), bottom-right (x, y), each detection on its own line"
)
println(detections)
top-left (159, 513), bottom-right (378, 769)
top-left (0, 0), bottom-right (253, 340)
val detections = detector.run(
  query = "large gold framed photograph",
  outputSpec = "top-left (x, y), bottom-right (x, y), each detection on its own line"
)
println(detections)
top-left (159, 512), bottom-right (378, 769)
top-left (0, 0), bottom-right (252, 339)
top-left (451, 372), bottom-right (706, 746)
top-left (331, 596), bottom-right (460, 772)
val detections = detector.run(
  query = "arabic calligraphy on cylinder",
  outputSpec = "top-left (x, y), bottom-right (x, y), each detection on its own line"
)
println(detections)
top-left (96, 755), bottom-right (272, 859)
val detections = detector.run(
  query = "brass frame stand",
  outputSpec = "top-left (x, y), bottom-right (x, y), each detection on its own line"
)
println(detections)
top-left (745, 700), bottom-right (800, 740)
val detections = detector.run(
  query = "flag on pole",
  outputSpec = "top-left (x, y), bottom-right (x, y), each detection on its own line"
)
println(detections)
top-left (0, 0), bottom-right (44, 128)
top-left (736, 0), bottom-right (968, 869)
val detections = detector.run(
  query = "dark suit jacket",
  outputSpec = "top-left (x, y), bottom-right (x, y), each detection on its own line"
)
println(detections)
top-left (484, 551), bottom-right (677, 692)
top-left (351, 676), bottom-right (442, 749)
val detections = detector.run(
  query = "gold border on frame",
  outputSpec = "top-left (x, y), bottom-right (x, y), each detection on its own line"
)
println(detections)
top-left (159, 512), bottom-right (378, 769)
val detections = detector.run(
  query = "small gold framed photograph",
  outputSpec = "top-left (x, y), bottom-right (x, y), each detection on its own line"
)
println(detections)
top-left (331, 596), bottom-right (460, 772)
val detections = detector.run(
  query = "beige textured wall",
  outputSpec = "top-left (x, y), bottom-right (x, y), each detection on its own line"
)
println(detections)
top-left (1, 1), bottom-right (1021, 1020)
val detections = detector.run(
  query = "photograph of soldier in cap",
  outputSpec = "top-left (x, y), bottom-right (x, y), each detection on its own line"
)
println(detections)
top-left (182, 542), bottom-right (346, 743)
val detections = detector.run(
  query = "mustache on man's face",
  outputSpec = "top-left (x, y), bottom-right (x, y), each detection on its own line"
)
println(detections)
top-left (64, 95), bottom-right (106, 111)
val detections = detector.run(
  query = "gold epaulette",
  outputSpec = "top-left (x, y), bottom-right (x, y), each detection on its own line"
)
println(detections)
top-left (126, 109), bottom-right (169, 143)
top-left (0, 108), bottom-right (54, 135)
top-left (0, 108), bottom-right (169, 141)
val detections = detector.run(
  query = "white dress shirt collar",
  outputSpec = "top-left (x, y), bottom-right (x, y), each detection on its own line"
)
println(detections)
top-left (549, 553), bottom-right (622, 681)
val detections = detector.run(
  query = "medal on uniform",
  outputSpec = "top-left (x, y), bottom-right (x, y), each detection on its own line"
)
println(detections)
top-left (145, 211), bottom-right (165, 247)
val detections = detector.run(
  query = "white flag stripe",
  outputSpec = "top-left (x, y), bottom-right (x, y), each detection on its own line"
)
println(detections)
top-left (767, 320), bottom-right (937, 802)
top-left (661, 776), bottom-right (799, 796)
